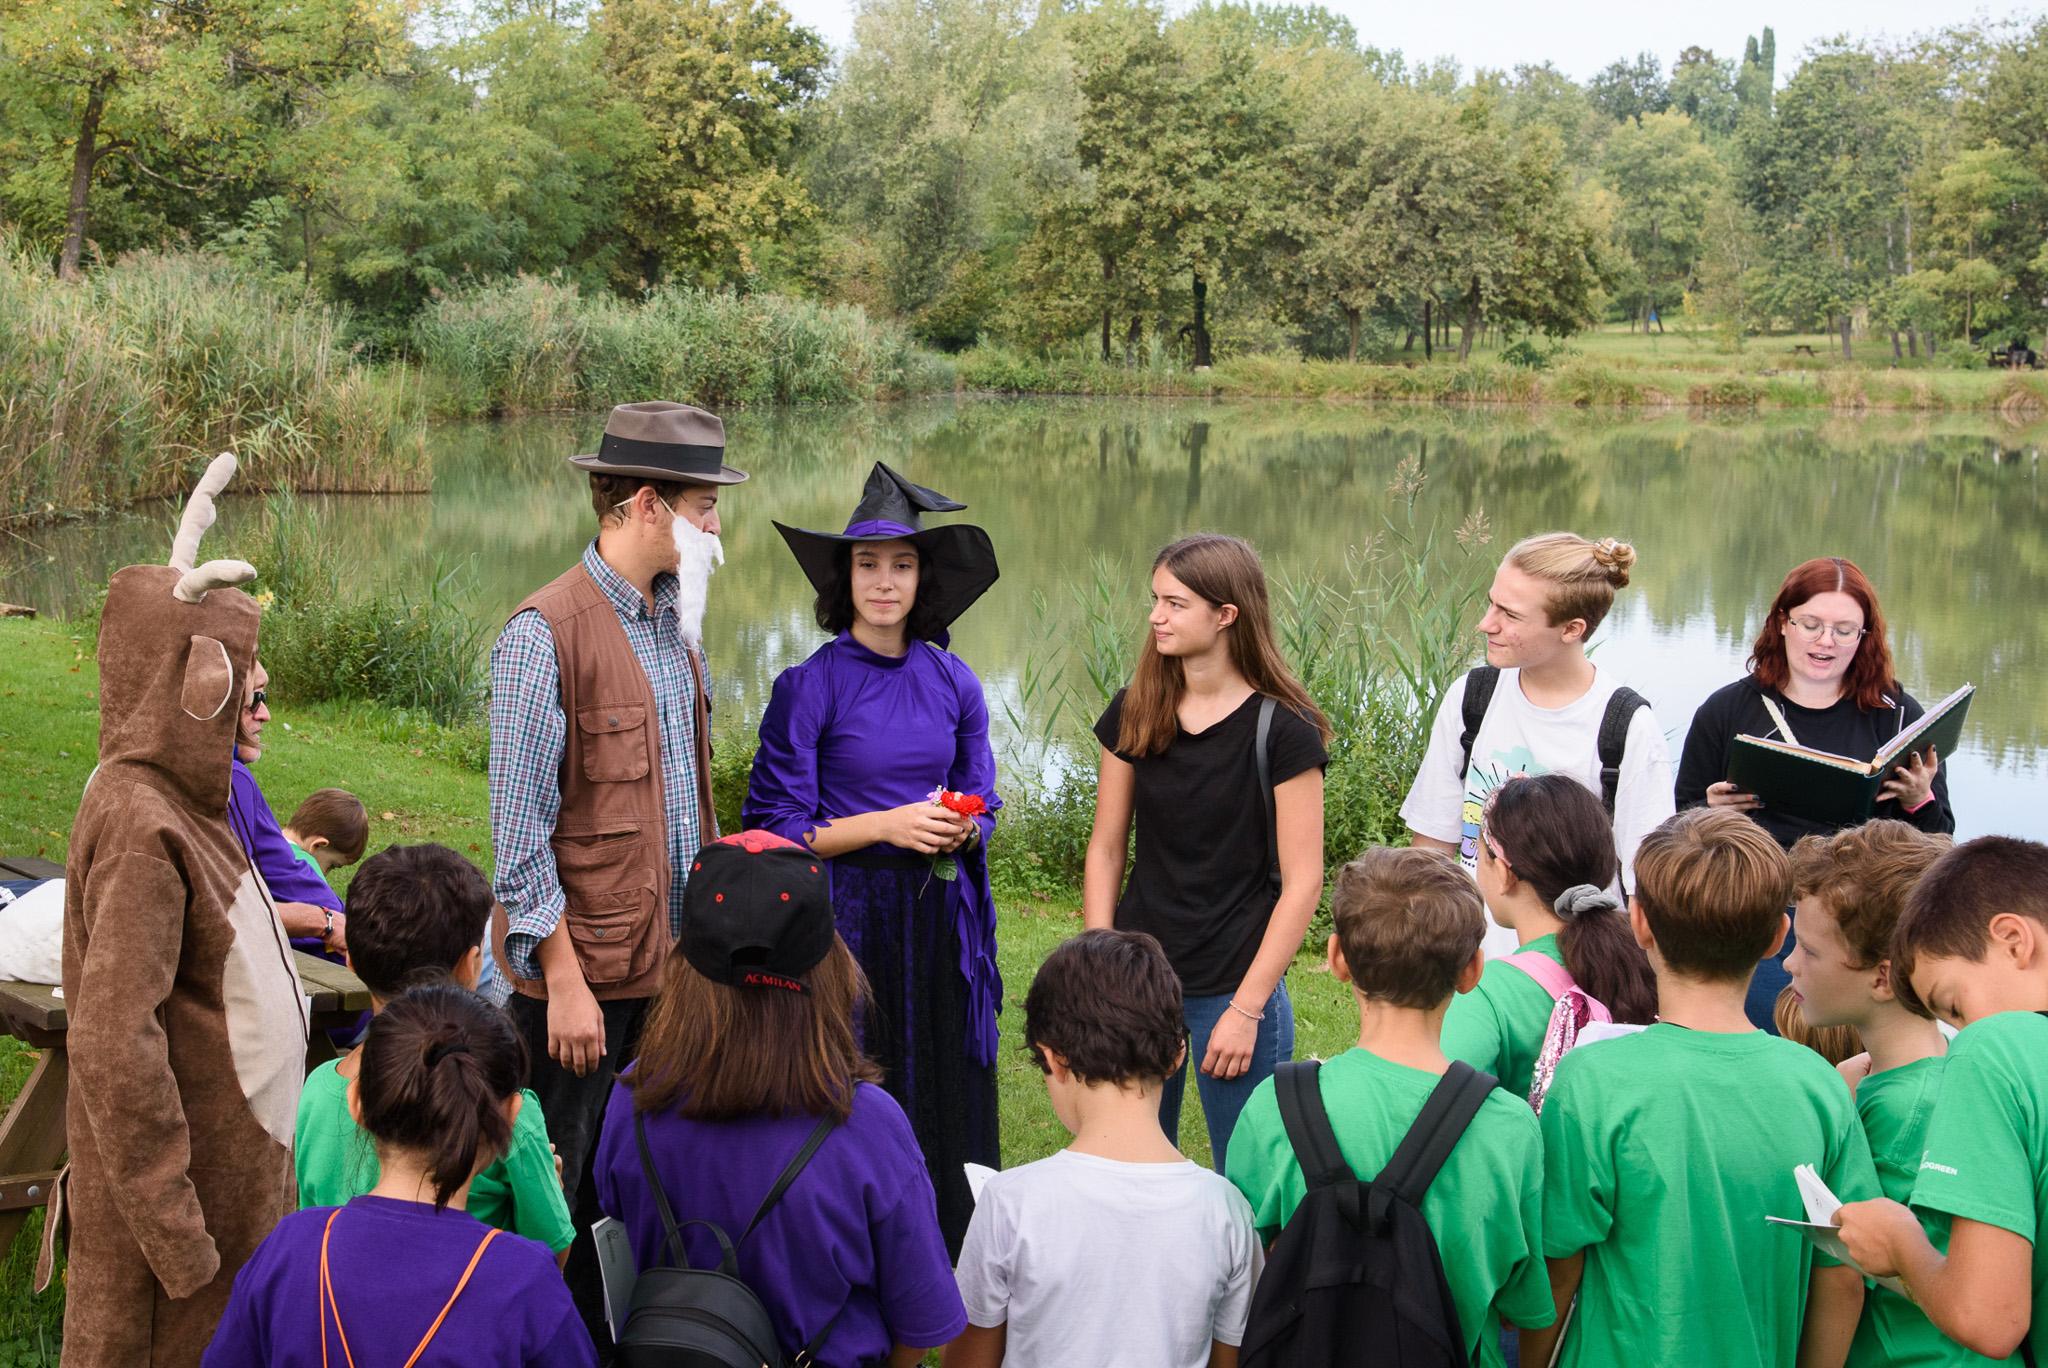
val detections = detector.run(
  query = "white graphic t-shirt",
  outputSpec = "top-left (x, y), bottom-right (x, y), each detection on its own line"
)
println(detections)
top-left (1401, 666), bottom-right (1674, 957)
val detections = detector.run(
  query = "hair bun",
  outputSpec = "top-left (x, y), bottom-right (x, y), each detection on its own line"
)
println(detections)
top-left (1590, 538), bottom-right (1635, 587)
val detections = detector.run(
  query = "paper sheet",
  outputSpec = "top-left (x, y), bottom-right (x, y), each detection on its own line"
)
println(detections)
top-left (1766, 1163), bottom-right (1907, 1296)
top-left (593, 1216), bottom-right (637, 1338)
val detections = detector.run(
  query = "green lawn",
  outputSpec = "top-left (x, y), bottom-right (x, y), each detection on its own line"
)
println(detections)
top-left (0, 616), bottom-right (1352, 1360)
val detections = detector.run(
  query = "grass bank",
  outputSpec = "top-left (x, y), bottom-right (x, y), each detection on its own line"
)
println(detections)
top-left (958, 330), bottom-right (2048, 414)
top-left (0, 612), bottom-right (1362, 1359)
top-left (413, 276), bottom-right (957, 417)
top-left (0, 244), bottom-right (428, 528)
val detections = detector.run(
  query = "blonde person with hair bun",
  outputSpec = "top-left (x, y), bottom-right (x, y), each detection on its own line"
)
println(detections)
top-left (1401, 532), bottom-right (1674, 957)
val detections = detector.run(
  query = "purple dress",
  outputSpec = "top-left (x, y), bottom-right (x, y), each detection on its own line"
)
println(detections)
top-left (744, 632), bottom-right (1001, 1255)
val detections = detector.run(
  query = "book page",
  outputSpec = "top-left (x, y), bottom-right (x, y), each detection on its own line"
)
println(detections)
top-left (1873, 684), bottom-right (1975, 769)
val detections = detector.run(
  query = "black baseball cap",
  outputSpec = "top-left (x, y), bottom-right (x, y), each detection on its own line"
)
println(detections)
top-left (679, 831), bottom-right (834, 994)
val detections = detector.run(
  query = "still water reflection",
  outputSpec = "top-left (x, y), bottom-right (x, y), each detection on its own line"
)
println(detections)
top-left (6, 399), bottom-right (2043, 839)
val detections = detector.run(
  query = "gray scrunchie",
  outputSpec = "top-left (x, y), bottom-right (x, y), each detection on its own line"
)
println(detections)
top-left (1553, 883), bottom-right (1621, 921)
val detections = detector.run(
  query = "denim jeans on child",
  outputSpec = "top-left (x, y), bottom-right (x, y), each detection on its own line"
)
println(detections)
top-left (1159, 981), bottom-right (1295, 1172)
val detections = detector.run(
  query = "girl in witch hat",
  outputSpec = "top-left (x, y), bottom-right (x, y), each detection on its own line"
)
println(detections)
top-left (743, 463), bottom-right (1001, 1256)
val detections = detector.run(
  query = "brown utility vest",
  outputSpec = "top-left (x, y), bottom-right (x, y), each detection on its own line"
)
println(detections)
top-left (494, 562), bottom-right (713, 1002)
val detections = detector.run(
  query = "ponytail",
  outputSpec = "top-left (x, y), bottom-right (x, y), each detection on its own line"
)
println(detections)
top-left (1485, 774), bottom-right (1657, 1025)
top-left (355, 983), bottom-right (527, 1209)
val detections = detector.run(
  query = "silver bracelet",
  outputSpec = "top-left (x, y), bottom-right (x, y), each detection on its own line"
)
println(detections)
top-left (1226, 999), bottom-right (1264, 1023)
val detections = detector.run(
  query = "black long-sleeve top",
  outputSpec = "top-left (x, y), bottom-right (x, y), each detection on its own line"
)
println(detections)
top-left (1675, 676), bottom-right (1957, 849)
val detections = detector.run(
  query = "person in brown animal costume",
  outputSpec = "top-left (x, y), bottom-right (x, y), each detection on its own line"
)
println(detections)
top-left (60, 453), bottom-right (310, 1365)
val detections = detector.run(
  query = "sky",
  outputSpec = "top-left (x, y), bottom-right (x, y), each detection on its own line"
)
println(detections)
top-left (780, 0), bottom-right (2028, 80)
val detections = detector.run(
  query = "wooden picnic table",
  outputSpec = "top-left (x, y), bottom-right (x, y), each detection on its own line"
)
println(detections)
top-left (1790, 343), bottom-right (1818, 356)
top-left (0, 855), bottom-right (372, 1251)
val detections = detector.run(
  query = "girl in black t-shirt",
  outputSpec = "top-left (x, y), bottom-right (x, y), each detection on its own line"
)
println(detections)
top-left (1082, 534), bottom-right (1330, 1170)
top-left (1675, 555), bottom-right (1954, 1028)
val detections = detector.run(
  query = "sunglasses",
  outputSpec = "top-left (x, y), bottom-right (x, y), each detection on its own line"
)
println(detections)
top-left (244, 688), bottom-right (268, 712)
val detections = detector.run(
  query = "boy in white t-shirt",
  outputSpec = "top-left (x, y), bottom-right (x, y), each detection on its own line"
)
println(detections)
top-left (1402, 532), bottom-right (1673, 954)
top-left (946, 930), bottom-right (1263, 1368)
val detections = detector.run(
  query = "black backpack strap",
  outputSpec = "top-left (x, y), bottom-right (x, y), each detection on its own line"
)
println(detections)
top-left (1369, 1062), bottom-right (1497, 1228)
top-left (1255, 695), bottom-right (1279, 892)
top-left (1458, 666), bottom-right (1501, 783)
top-left (635, 1108), bottom-right (693, 1271)
top-left (1596, 687), bottom-right (1647, 817)
top-left (739, 1112), bottom-right (841, 1245)
top-left (1275, 1060), bottom-right (1362, 1225)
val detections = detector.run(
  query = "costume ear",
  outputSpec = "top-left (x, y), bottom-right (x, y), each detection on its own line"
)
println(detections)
top-left (180, 636), bottom-right (234, 721)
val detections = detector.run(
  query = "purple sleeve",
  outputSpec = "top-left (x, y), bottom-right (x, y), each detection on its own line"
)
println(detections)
top-left (199, 1229), bottom-right (279, 1366)
top-left (870, 1129), bottom-right (970, 1349)
top-left (743, 665), bottom-right (828, 846)
top-left (945, 657), bottom-right (1001, 847)
top-left (228, 759), bottom-right (342, 913)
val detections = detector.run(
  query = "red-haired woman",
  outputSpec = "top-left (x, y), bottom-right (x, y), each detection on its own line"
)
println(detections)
top-left (1676, 556), bottom-right (1954, 1023)
top-left (1082, 534), bottom-right (1330, 1170)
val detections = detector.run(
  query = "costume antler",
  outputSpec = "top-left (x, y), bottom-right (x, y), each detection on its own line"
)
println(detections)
top-left (169, 452), bottom-right (257, 603)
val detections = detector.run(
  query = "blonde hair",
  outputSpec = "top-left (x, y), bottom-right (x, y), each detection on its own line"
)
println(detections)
top-left (1774, 985), bottom-right (1865, 1066)
top-left (1505, 532), bottom-right (1637, 634)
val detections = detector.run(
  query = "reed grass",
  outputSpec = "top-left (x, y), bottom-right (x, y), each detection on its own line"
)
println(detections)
top-left (412, 276), bottom-right (957, 417)
top-left (0, 241), bottom-right (426, 525)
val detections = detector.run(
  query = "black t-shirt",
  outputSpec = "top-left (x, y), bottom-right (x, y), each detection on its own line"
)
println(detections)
top-left (1674, 676), bottom-right (1956, 848)
top-left (1095, 689), bottom-right (1328, 996)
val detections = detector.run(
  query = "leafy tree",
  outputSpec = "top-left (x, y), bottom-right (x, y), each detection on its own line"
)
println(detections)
top-left (1601, 111), bottom-right (1721, 330)
top-left (595, 0), bottom-right (828, 288)
top-left (1735, 28), bottom-right (1776, 123)
top-left (0, 0), bottom-right (406, 276)
top-left (1589, 51), bottom-right (1669, 125)
top-left (1669, 47), bottom-right (1738, 137)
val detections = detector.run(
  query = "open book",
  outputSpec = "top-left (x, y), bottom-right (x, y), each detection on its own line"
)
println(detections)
top-left (1726, 684), bottom-right (1973, 827)
top-left (1765, 1163), bottom-right (1907, 1296)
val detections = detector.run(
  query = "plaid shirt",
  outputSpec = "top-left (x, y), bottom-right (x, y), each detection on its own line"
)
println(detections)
top-left (490, 541), bottom-right (703, 982)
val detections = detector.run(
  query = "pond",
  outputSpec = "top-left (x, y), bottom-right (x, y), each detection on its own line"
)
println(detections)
top-left (5, 398), bottom-right (2044, 840)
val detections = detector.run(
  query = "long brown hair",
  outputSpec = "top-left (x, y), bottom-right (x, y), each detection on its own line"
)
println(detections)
top-left (1116, 534), bottom-right (1331, 757)
top-left (1748, 557), bottom-right (1897, 712)
top-left (1483, 774), bottom-right (1657, 1024)
top-left (628, 936), bottom-right (881, 1121)
top-left (355, 984), bottom-right (527, 1210)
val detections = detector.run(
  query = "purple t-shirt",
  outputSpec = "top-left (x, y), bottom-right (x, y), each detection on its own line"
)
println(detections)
top-left (228, 756), bottom-right (342, 957)
top-left (204, 1196), bottom-right (593, 1367)
top-left (594, 1078), bottom-right (966, 1364)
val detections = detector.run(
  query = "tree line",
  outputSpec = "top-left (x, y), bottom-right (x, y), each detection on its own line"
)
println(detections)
top-left (4, 0), bottom-right (2043, 363)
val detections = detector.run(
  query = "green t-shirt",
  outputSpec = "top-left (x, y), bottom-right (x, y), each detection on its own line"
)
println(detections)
top-left (1225, 1047), bottom-right (1554, 1368)
top-left (1851, 1055), bottom-right (1998, 1368)
top-left (1909, 1010), bottom-right (2048, 1365)
top-left (1541, 1023), bottom-right (1881, 1368)
top-left (294, 1058), bottom-right (576, 1253)
top-left (287, 841), bottom-right (330, 885)
top-left (1443, 934), bottom-right (1564, 1101)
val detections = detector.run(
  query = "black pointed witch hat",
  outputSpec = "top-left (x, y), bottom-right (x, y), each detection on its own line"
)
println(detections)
top-left (773, 463), bottom-right (999, 631)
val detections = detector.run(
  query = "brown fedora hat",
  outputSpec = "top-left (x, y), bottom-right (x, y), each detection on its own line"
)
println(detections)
top-left (567, 401), bottom-right (750, 485)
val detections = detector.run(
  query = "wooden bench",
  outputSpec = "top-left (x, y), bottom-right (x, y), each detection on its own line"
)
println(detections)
top-left (0, 856), bottom-right (371, 1250)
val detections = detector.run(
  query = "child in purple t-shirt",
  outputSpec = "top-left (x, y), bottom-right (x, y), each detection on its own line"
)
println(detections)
top-left (205, 985), bottom-right (594, 1367)
top-left (594, 831), bottom-right (967, 1366)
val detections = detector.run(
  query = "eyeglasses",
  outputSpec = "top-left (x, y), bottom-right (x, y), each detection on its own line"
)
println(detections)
top-left (244, 688), bottom-right (268, 712)
top-left (1787, 616), bottom-right (1868, 644)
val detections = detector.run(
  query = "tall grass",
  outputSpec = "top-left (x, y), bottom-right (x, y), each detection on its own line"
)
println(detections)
top-left (233, 493), bottom-right (489, 725)
top-left (0, 240), bottom-right (426, 525)
top-left (412, 276), bottom-right (957, 417)
top-left (990, 466), bottom-right (1491, 904)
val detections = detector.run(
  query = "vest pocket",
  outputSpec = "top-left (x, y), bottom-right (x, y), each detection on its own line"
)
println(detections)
top-left (554, 835), bottom-right (663, 987)
top-left (577, 703), bottom-right (651, 783)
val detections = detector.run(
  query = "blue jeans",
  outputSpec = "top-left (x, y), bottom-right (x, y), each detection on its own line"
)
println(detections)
top-left (1160, 981), bottom-right (1295, 1172)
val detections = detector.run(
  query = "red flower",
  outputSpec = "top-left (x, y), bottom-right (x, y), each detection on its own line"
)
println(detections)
top-left (936, 789), bottom-right (988, 818)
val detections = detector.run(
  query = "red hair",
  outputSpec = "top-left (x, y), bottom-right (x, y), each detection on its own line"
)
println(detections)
top-left (1747, 557), bottom-right (1897, 712)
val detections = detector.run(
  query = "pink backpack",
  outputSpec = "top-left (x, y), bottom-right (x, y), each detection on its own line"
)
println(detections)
top-left (1500, 950), bottom-right (1612, 1114)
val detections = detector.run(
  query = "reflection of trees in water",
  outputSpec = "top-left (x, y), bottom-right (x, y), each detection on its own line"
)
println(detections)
top-left (6, 400), bottom-right (2043, 755)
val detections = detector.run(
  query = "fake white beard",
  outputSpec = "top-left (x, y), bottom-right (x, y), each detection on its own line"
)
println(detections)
top-left (672, 512), bottom-right (724, 645)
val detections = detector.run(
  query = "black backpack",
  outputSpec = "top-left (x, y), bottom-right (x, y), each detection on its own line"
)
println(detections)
top-left (1240, 1060), bottom-right (1498, 1368)
top-left (618, 1110), bottom-right (844, 1368)
top-left (1459, 664), bottom-right (1646, 816)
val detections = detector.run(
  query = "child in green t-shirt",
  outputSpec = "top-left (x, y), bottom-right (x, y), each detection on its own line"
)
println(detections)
top-left (282, 786), bottom-right (369, 882)
top-left (1225, 846), bottom-right (1554, 1368)
top-left (1836, 835), bottom-right (2048, 1363)
top-left (1444, 774), bottom-right (1658, 1099)
top-left (1785, 820), bottom-right (1995, 1368)
top-left (1526, 808), bottom-right (1879, 1368)
top-left (293, 842), bottom-right (574, 1265)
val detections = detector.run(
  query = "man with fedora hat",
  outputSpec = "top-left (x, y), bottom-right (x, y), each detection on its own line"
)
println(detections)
top-left (487, 400), bottom-right (746, 1345)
